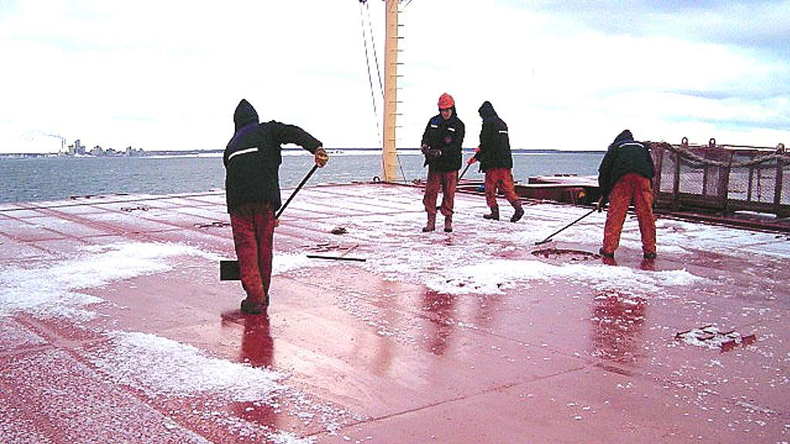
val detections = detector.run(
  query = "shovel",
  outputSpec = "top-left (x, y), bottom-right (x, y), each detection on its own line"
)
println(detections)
top-left (220, 164), bottom-right (320, 281)
top-left (534, 208), bottom-right (597, 245)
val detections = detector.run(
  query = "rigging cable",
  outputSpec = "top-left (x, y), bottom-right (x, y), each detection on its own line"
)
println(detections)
top-left (359, 1), bottom-right (382, 147)
top-left (364, 1), bottom-right (384, 97)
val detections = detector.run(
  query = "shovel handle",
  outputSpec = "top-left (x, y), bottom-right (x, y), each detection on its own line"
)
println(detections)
top-left (534, 208), bottom-right (597, 245)
top-left (276, 164), bottom-right (319, 219)
top-left (459, 162), bottom-right (472, 180)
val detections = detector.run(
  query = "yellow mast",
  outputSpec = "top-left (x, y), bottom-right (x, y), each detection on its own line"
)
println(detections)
top-left (382, 0), bottom-right (399, 181)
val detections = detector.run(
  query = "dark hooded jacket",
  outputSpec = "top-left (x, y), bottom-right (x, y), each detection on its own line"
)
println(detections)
top-left (474, 101), bottom-right (513, 172)
top-left (597, 130), bottom-right (655, 201)
top-left (223, 99), bottom-right (322, 213)
top-left (420, 106), bottom-right (465, 172)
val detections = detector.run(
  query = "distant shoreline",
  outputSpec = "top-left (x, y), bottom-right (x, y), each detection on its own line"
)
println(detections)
top-left (0, 148), bottom-right (605, 158)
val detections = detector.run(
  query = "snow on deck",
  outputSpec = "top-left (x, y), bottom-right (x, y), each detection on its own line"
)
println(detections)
top-left (0, 183), bottom-right (789, 443)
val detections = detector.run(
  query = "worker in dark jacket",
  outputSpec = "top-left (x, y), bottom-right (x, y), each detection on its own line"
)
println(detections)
top-left (224, 99), bottom-right (329, 314)
top-left (597, 129), bottom-right (656, 260)
top-left (420, 92), bottom-right (465, 233)
top-left (469, 101), bottom-right (524, 223)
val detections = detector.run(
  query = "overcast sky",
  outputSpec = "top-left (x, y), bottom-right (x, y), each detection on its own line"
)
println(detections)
top-left (1, 0), bottom-right (788, 153)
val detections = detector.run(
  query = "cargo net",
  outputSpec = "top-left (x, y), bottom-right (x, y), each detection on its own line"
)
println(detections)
top-left (654, 139), bottom-right (789, 214)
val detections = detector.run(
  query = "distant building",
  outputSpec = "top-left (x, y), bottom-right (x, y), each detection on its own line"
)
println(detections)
top-left (125, 146), bottom-right (145, 156)
top-left (67, 139), bottom-right (85, 156)
top-left (62, 139), bottom-right (146, 157)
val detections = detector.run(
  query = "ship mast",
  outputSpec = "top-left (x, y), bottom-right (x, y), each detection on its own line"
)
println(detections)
top-left (381, 0), bottom-right (399, 181)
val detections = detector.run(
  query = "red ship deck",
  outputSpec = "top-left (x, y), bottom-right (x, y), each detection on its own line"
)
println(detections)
top-left (1, 183), bottom-right (788, 443)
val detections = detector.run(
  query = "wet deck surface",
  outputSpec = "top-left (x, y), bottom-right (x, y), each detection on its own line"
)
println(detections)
top-left (1, 183), bottom-right (789, 443)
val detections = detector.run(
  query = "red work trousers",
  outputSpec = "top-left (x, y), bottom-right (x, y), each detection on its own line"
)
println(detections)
top-left (423, 169), bottom-right (458, 217)
top-left (603, 173), bottom-right (656, 255)
top-left (484, 168), bottom-right (519, 208)
top-left (230, 202), bottom-right (275, 304)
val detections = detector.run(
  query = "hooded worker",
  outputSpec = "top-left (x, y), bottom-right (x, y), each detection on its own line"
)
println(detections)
top-left (469, 101), bottom-right (524, 223)
top-left (223, 99), bottom-right (329, 314)
top-left (597, 129), bottom-right (656, 260)
top-left (420, 92), bottom-right (465, 232)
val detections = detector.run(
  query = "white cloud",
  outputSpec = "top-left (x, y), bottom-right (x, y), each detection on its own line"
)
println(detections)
top-left (0, 0), bottom-right (787, 154)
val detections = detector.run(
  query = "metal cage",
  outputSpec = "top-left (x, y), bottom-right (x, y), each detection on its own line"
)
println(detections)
top-left (652, 139), bottom-right (789, 217)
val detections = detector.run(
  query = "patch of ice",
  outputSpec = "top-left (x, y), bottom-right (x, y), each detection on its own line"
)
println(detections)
top-left (0, 318), bottom-right (48, 348)
top-left (274, 252), bottom-right (333, 275)
top-left (84, 330), bottom-right (358, 438)
top-left (306, 206), bottom-right (719, 298)
top-left (268, 431), bottom-right (317, 444)
top-left (426, 259), bottom-right (704, 296)
top-left (658, 219), bottom-right (790, 259)
top-left (0, 241), bottom-right (220, 318)
top-left (88, 331), bottom-right (284, 401)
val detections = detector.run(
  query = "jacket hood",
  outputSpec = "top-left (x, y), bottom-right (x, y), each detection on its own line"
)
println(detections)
top-left (613, 129), bottom-right (634, 145)
top-left (233, 99), bottom-right (259, 131)
top-left (478, 101), bottom-right (497, 119)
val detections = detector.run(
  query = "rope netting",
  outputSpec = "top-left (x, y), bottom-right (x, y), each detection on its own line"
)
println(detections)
top-left (655, 139), bottom-right (787, 168)
top-left (653, 139), bottom-right (790, 213)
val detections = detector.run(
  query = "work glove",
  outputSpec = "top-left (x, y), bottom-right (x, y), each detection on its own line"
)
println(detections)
top-left (314, 146), bottom-right (329, 168)
top-left (421, 144), bottom-right (441, 160)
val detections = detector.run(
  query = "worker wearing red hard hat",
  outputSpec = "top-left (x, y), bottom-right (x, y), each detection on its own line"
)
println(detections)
top-left (420, 93), bottom-right (465, 232)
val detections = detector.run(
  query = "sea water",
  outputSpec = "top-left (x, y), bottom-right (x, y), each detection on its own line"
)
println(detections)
top-left (0, 150), bottom-right (604, 204)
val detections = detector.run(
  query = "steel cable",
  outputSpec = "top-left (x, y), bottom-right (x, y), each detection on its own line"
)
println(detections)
top-left (359, 2), bottom-right (382, 147)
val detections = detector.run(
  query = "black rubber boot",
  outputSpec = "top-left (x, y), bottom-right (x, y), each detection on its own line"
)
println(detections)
top-left (483, 206), bottom-right (499, 221)
top-left (422, 214), bottom-right (436, 232)
top-left (241, 298), bottom-right (264, 315)
top-left (598, 247), bottom-right (615, 259)
top-left (444, 215), bottom-right (453, 233)
top-left (510, 201), bottom-right (524, 223)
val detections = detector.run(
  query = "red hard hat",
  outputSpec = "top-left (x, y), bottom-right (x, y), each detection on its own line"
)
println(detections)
top-left (438, 93), bottom-right (454, 109)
